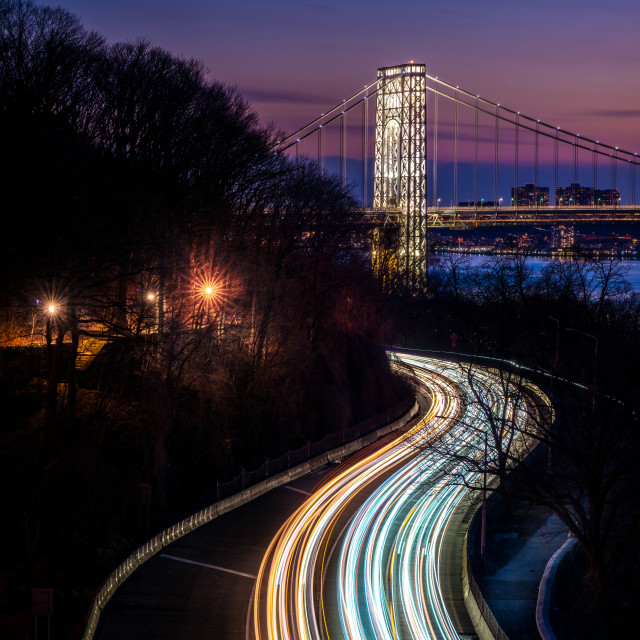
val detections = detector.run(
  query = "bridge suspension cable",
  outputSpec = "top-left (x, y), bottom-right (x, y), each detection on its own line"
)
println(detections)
top-left (425, 76), bottom-right (639, 214)
top-left (276, 67), bottom-right (640, 230)
top-left (425, 74), bottom-right (640, 165)
top-left (276, 77), bottom-right (390, 150)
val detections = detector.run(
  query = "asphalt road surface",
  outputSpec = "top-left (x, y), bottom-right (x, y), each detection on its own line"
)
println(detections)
top-left (96, 354), bottom-right (537, 639)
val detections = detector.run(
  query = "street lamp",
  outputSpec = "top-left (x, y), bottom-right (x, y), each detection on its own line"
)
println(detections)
top-left (547, 316), bottom-right (560, 372)
top-left (565, 328), bottom-right (598, 406)
top-left (481, 432), bottom-right (488, 565)
top-left (44, 301), bottom-right (59, 352)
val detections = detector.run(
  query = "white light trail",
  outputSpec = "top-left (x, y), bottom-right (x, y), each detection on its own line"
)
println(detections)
top-left (253, 355), bottom-right (532, 640)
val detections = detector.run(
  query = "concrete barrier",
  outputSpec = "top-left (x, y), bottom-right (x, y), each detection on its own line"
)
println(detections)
top-left (461, 525), bottom-right (498, 640)
top-left (459, 488), bottom-right (510, 640)
top-left (81, 399), bottom-right (419, 640)
top-left (536, 536), bottom-right (577, 640)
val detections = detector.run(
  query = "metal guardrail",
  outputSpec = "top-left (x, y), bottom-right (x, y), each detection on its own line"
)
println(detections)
top-left (81, 395), bottom-right (415, 640)
top-left (215, 402), bottom-right (411, 500)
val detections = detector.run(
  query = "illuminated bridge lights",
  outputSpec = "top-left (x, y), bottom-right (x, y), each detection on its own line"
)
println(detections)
top-left (373, 63), bottom-right (427, 290)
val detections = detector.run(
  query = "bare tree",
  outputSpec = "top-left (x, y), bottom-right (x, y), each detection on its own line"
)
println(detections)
top-left (409, 351), bottom-right (640, 623)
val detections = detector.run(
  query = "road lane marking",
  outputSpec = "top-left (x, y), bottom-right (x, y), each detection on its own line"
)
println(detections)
top-left (283, 485), bottom-right (311, 495)
top-left (160, 553), bottom-right (256, 579)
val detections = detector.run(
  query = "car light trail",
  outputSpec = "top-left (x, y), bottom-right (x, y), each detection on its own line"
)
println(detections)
top-left (253, 354), bottom-right (534, 640)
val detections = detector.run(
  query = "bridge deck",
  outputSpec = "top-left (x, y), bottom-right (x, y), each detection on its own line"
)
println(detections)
top-left (360, 206), bottom-right (640, 229)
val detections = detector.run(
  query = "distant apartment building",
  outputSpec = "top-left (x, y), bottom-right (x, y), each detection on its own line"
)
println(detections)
top-left (555, 183), bottom-right (620, 206)
top-left (551, 226), bottom-right (575, 249)
top-left (511, 184), bottom-right (549, 206)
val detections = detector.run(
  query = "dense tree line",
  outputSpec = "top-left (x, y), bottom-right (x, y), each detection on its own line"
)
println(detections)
top-left (0, 2), bottom-right (409, 636)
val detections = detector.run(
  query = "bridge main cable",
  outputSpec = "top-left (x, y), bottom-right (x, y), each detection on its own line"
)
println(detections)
top-left (277, 78), bottom-right (380, 147)
top-left (425, 74), bottom-right (640, 165)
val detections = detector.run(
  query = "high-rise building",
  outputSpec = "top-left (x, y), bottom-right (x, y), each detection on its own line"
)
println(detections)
top-left (555, 183), bottom-right (620, 206)
top-left (551, 226), bottom-right (575, 249)
top-left (597, 188), bottom-right (621, 206)
top-left (511, 183), bottom-right (549, 206)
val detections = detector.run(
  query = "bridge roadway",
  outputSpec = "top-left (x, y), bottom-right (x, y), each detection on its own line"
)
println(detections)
top-left (361, 205), bottom-right (640, 229)
top-left (95, 355), bottom-right (532, 639)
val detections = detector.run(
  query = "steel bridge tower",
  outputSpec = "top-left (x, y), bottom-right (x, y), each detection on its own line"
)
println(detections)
top-left (373, 63), bottom-right (427, 290)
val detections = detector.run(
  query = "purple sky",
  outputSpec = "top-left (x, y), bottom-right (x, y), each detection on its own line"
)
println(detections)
top-left (37, 0), bottom-right (640, 152)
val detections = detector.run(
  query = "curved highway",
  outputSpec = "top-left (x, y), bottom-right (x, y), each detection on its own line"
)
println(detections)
top-left (252, 354), bottom-right (532, 640)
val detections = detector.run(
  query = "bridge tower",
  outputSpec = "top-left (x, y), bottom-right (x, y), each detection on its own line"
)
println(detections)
top-left (373, 63), bottom-right (427, 290)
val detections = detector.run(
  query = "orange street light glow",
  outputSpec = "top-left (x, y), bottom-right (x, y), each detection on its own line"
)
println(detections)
top-left (193, 274), bottom-right (228, 309)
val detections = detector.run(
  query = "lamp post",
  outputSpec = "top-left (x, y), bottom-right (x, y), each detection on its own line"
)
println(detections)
top-left (547, 316), bottom-right (560, 372)
top-left (480, 432), bottom-right (488, 566)
top-left (565, 328), bottom-right (598, 407)
top-left (145, 292), bottom-right (158, 332)
top-left (45, 303), bottom-right (56, 361)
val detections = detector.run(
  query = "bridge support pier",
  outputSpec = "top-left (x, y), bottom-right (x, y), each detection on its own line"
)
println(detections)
top-left (373, 63), bottom-right (427, 291)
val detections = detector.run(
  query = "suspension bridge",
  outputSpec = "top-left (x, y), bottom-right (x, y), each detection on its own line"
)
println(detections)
top-left (277, 63), bottom-right (640, 286)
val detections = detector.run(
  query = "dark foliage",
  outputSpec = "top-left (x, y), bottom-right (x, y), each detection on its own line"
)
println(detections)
top-left (393, 249), bottom-right (640, 636)
top-left (0, 2), bottom-right (410, 637)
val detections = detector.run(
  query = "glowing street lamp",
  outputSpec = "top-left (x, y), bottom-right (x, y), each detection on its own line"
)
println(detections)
top-left (44, 300), bottom-right (60, 346)
top-left (191, 274), bottom-right (227, 328)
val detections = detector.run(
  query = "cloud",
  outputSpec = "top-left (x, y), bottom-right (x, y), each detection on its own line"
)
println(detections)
top-left (242, 88), bottom-right (329, 105)
top-left (581, 109), bottom-right (640, 119)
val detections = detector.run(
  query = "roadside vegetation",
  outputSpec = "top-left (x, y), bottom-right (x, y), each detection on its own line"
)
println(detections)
top-left (393, 251), bottom-right (640, 638)
top-left (0, 2), bottom-right (409, 636)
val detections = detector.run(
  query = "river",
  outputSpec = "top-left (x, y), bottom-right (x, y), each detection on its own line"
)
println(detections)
top-left (445, 254), bottom-right (640, 291)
